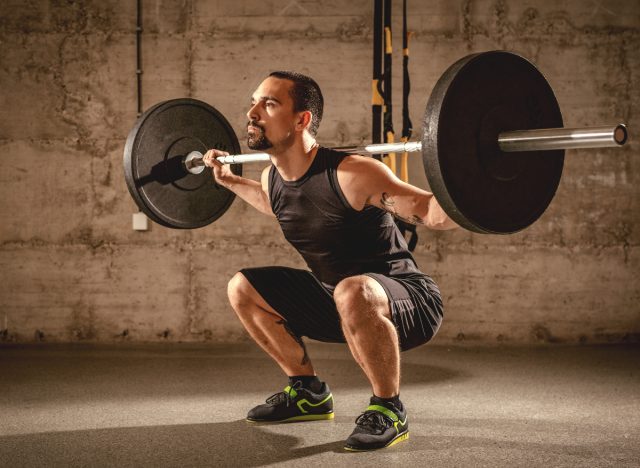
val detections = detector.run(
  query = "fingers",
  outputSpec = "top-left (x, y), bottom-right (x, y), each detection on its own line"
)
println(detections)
top-left (202, 149), bottom-right (229, 168)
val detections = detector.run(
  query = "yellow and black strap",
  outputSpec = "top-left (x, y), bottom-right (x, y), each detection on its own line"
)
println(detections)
top-left (397, 0), bottom-right (418, 251)
top-left (371, 0), bottom-right (384, 157)
top-left (400, 0), bottom-right (413, 184)
top-left (382, 0), bottom-right (396, 173)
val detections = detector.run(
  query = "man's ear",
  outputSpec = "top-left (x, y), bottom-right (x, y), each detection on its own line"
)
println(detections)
top-left (296, 110), bottom-right (313, 132)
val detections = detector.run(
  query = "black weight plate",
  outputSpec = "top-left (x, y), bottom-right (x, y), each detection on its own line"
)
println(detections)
top-left (422, 51), bottom-right (564, 234)
top-left (124, 98), bottom-right (242, 229)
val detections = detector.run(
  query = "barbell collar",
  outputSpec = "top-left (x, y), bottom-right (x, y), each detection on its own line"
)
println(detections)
top-left (184, 150), bottom-right (206, 174)
top-left (498, 124), bottom-right (627, 152)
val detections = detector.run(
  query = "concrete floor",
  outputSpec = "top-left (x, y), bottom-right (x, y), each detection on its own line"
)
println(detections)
top-left (0, 342), bottom-right (638, 467)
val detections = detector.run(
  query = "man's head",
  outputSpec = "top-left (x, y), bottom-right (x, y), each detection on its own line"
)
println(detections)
top-left (246, 71), bottom-right (324, 151)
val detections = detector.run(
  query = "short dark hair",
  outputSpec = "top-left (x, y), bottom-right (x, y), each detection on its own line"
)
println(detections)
top-left (268, 71), bottom-right (324, 136)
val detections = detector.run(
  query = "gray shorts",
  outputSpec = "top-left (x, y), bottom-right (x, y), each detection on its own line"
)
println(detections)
top-left (239, 267), bottom-right (444, 351)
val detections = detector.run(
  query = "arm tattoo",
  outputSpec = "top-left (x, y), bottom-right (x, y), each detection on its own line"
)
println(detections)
top-left (380, 192), bottom-right (425, 225)
top-left (276, 319), bottom-right (310, 365)
top-left (381, 192), bottom-right (395, 208)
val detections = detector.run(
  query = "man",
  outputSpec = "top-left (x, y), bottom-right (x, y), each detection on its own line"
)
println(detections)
top-left (203, 71), bottom-right (458, 451)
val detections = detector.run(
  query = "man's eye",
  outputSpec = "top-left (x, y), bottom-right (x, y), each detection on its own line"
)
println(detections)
top-left (265, 102), bottom-right (274, 107)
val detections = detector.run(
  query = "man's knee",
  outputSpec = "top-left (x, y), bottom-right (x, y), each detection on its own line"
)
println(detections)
top-left (227, 271), bottom-right (255, 308)
top-left (334, 276), bottom-right (389, 325)
top-left (227, 271), bottom-right (282, 322)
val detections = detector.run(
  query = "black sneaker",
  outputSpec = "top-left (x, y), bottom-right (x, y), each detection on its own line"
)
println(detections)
top-left (246, 381), bottom-right (334, 423)
top-left (344, 397), bottom-right (409, 451)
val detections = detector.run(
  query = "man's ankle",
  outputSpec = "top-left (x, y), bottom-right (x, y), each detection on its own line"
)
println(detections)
top-left (372, 394), bottom-right (403, 410)
top-left (289, 375), bottom-right (323, 393)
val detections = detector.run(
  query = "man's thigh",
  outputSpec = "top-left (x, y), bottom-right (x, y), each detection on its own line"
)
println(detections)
top-left (239, 267), bottom-right (346, 343)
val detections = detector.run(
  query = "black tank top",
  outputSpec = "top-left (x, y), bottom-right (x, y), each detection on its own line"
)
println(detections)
top-left (268, 147), bottom-right (421, 286)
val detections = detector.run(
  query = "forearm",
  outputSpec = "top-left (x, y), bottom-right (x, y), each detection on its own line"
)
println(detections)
top-left (217, 174), bottom-right (273, 216)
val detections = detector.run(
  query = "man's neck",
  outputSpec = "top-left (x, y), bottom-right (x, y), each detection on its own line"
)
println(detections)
top-left (270, 135), bottom-right (319, 181)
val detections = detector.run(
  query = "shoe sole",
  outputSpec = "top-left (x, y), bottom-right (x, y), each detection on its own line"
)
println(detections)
top-left (343, 430), bottom-right (409, 452)
top-left (246, 412), bottom-right (334, 424)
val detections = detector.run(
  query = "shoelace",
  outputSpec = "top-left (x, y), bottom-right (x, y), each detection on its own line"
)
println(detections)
top-left (265, 382), bottom-right (302, 407)
top-left (355, 410), bottom-right (392, 434)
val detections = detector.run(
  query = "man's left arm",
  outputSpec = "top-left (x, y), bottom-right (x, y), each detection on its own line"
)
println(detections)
top-left (337, 156), bottom-right (459, 230)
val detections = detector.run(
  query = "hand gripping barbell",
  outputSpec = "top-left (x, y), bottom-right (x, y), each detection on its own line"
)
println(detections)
top-left (124, 51), bottom-right (629, 233)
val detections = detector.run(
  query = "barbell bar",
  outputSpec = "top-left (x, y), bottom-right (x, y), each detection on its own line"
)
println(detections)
top-left (183, 124), bottom-right (628, 175)
top-left (497, 124), bottom-right (627, 152)
top-left (183, 141), bottom-right (424, 174)
top-left (123, 50), bottom-right (631, 233)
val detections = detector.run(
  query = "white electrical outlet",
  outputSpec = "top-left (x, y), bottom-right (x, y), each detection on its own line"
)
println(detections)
top-left (132, 212), bottom-right (149, 231)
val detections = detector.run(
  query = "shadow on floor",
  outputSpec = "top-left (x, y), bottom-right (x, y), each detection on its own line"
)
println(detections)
top-left (0, 420), bottom-right (344, 467)
top-left (383, 426), bottom-right (638, 465)
top-left (0, 349), bottom-right (466, 404)
top-left (3, 417), bottom-right (636, 467)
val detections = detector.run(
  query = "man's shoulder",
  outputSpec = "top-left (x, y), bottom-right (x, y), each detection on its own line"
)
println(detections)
top-left (335, 153), bottom-right (385, 175)
top-left (319, 146), bottom-right (363, 160)
top-left (334, 155), bottom-right (389, 210)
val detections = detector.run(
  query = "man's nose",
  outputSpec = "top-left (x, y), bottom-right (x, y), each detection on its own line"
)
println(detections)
top-left (246, 102), bottom-right (260, 122)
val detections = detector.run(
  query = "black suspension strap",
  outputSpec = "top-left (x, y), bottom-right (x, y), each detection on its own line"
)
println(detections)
top-left (371, 0), bottom-right (416, 251)
top-left (397, 0), bottom-right (418, 251)
top-left (400, 0), bottom-right (413, 182)
top-left (382, 0), bottom-right (396, 173)
top-left (371, 0), bottom-right (384, 156)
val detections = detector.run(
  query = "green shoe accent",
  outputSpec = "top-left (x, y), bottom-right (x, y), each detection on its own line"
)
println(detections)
top-left (284, 385), bottom-right (298, 399)
top-left (387, 431), bottom-right (410, 447)
top-left (283, 412), bottom-right (335, 422)
top-left (297, 393), bottom-right (333, 414)
top-left (366, 404), bottom-right (398, 422)
top-left (246, 412), bottom-right (334, 424)
top-left (394, 417), bottom-right (408, 433)
top-left (344, 430), bottom-right (409, 452)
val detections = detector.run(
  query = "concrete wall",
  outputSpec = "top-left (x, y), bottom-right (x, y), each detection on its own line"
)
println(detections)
top-left (0, 0), bottom-right (638, 344)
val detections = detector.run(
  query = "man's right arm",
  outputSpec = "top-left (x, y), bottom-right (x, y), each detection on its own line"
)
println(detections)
top-left (203, 149), bottom-right (274, 217)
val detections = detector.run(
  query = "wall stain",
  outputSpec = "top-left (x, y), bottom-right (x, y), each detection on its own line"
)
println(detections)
top-left (531, 324), bottom-right (563, 343)
top-left (69, 301), bottom-right (96, 340)
top-left (186, 245), bottom-right (200, 335)
top-left (0, 328), bottom-right (17, 342)
top-left (336, 18), bottom-right (368, 41)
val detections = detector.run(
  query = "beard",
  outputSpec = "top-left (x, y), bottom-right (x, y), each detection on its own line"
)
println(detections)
top-left (247, 122), bottom-right (273, 150)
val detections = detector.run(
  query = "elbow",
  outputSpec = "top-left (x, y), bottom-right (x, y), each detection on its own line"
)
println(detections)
top-left (426, 220), bottom-right (446, 230)
top-left (425, 213), bottom-right (459, 230)
top-left (425, 195), bottom-right (458, 230)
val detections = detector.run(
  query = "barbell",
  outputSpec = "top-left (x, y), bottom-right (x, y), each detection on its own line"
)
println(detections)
top-left (183, 126), bottom-right (627, 171)
top-left (123, 50), bottom-right (629, 234)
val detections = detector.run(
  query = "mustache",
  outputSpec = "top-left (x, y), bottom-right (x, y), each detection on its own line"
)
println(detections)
top-left (247, 121), bottom-right (264, 131)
